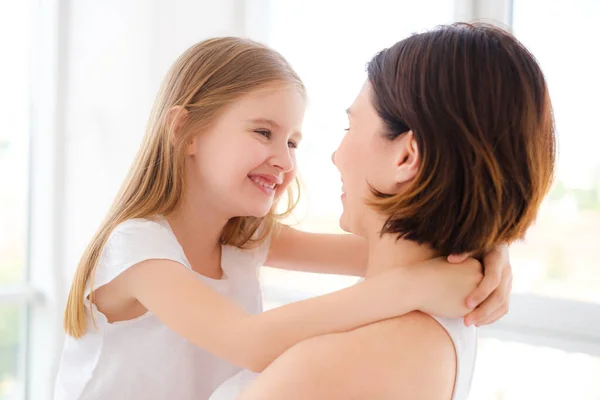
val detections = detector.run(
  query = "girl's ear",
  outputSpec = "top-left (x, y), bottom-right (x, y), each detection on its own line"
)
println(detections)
top-left (166, 106), bottom-right (189, 144)
top-left (166, 106), bottom-right (198, 155)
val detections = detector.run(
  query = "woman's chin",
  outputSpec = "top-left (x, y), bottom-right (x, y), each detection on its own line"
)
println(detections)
top-left (338, 213), bottom-right (352, 234)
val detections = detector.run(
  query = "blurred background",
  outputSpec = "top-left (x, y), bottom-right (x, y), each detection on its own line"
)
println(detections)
top-left (1, 0), bottom-right (599, 399)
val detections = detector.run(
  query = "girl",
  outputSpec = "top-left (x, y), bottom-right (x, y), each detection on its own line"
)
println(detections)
top-left (220, 23), bottom-right (555, 400)
top-left (54, 37), bottom-right (511, 400)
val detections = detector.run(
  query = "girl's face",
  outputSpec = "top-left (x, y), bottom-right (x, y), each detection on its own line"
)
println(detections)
top-left (186, 84), bottom-right (305, 219)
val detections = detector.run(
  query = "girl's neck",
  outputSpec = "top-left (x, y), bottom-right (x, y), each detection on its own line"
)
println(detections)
top-left (166, 196), bottom-right (230, 279)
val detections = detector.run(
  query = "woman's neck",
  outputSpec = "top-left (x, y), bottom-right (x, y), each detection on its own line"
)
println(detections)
top-left (365, 231), bottom-right (438, 278)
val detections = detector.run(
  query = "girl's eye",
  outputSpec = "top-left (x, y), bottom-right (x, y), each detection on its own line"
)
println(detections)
top-left (255, 129), bottom-right (271, 139)
top-left (288, 141), bottom-right (298, 149)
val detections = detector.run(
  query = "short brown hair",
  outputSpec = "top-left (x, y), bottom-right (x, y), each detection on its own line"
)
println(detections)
top-left (367, 23), bottom-right (556, 255)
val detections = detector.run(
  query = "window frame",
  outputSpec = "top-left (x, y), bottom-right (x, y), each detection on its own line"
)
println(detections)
top-left (0, 0), bottom-right (69, 398)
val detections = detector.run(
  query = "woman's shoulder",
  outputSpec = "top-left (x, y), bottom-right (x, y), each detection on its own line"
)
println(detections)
top-left (240, 312), bottom-right (457, 399)
top-left (346, 311), bottom-right (459, 369)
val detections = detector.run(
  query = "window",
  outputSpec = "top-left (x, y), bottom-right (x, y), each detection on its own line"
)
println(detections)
top-left (510, 0), bottom-right (600, 305)
top-left (0, 1), bottom-right (33, 398)
top-left (0, 1), bottom-right (66, 398)
top-left (464, 3), bottom-right (600, 396)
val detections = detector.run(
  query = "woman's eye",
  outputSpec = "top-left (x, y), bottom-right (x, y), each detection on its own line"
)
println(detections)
top-left (255, 129), bottom-right (271, 139)
top-left (288, 140), bottom-right (298, 149)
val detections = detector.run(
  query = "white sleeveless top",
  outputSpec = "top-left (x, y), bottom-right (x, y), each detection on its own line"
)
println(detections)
top-left (210, 316), bottom-right (477, 400)
top-left (54, 217), bottom-right (269, 400)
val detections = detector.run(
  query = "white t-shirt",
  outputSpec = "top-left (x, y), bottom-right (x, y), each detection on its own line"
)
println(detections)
top-left (209, 316), bottom-right (477, 400)
top-left (54, 217), bottom-right (269, 400)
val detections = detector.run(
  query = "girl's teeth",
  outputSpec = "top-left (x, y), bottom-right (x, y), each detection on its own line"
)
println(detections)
top-left (251, 177), bottom-right (276, 190)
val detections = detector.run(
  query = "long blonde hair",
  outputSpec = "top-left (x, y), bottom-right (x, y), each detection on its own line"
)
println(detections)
top-left (64, 37), bottom-right (305, 338)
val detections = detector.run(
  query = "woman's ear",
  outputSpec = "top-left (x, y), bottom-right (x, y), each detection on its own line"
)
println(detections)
top-left (394, 130), bottom-right (420, 184)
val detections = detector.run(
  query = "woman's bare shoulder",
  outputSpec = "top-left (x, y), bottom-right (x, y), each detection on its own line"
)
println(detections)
top-left (238, 311), bottom-right (457, 400)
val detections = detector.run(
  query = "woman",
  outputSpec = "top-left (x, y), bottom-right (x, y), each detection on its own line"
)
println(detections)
top-left (211, 22), bottom-right (555, 400)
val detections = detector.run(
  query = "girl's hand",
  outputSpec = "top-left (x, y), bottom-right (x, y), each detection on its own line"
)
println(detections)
top-left (408, 257), bottom-right (483, 319)
top-left (448, 244), bottom-right (512, 326)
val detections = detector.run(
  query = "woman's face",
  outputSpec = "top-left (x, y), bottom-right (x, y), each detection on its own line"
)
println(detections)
top-left (332, 81), bottom-right (419, 237)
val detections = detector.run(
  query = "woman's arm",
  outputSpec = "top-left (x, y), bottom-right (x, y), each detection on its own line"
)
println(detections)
top-left (115, 256), bottom-right (481, 372)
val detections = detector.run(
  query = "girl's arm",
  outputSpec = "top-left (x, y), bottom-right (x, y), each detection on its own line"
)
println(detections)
top-left (266, 223), bottom-right (368, 276)
top-left (114, 256), bottom-right (481, 373)
top-left (268, 223), bottom-right (513, 326)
